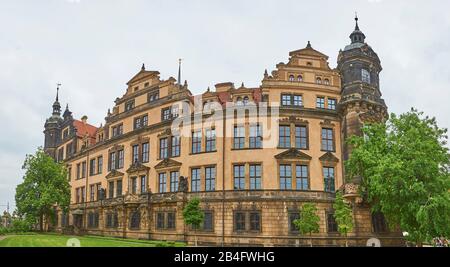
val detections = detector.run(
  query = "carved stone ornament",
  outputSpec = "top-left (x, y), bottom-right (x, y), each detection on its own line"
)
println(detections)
top-left (154, 158), bottom-right (182, 170)
top-left (178, 176), bottom-right (189, 193)
top-left (319, 152), bottom-right (339, 164)
top-left (126, 162), bottom-right (150, 174)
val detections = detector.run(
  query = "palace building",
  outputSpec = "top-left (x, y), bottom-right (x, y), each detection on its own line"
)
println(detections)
top-left (44, 17), bottom-right (403, 246)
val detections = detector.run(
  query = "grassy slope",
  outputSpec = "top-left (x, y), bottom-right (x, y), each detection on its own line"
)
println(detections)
top-left (0, 234), bottom-right (185, 247)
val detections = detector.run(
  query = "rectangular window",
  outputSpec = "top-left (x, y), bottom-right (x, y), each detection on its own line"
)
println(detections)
top-left (89, 159), bottom-right (95, 176)
top-left (316, 97), bottom-right (325, 109)
top-left (108, 181), bottom-right (114, 199)
top-left (76, 188), bottom-right (80, 203)
top-left (249, 212), bottom-right (261, 231)
top-left (205, 166), bottom-right (216, 191)
top-left (203, 211), bottom-right (213, 231)
top-left (90, 184), bottom-right (95, 201)
top-left (134, 117), bottom-right (141, 130)
top-left (132, 145), bottom-right (139, 164)
top-left (142, 115), bottom-right (148, 126)
top-left (205, 129), bottom-right (216, 152)
top-left (234, 212), bottom-right (246, 231)
top-left (148, 91), bottom-right (159, 103)
top-left (140, 175), bottom-right (147, 193)
top-left (118, 150), bottom-right (124, 168)
top-left (249, 164), bottom-right (262, 190)
top-left (162, 107), bottom-right (171, 121)
top-left (280, 164), bottom-right (292, 190)
top-left (281, 94), bottom-right (292, 106)
top-left (171, 135), bottom-right (180, 157)
top-left (167, 212), bottom-right (176, 229)
top-left (159, 138), bottom-right (168, 159)
top-left (233, 165), bottom-right (245, 190)
top-left (112, 124), bottom-right (123, 137)
top-left (76, 163), bottom-right (81, 179)
top-left (233, 126), bottom-right (245, 149)
top-left (97, 156), bottom-right (103, 174)
top-left (81, 187), bottom-right (85, 203)
top-left (68, 167), bottom-right (71, 181)
top-left (192, 131), bottom-right (202, 154)
top-left (296, 165), bottom-right (309, 190)
top-left (109, 152), bottom-right (116, 171)
top-left (289, 212), bottom-right (300, 233)
top-left (159, 173), bottom-right (167, 193)
top-left (279, 125), bottom-right (291, 148)
top-left (156, 213), bottom-right (165, 229)
top-left (327, 98), bottom-right (336, 110)
top-left (125, 100), bottom-right (134, 111)
top-left (170, 171), bottom-right (179, 192)
top-left (249, 124), bottom-right (262, 149)
top-left (321, 128), bottom-right (334, 151)
top-left (96, 183), bottom-right (102, 200)
top-left (327, 213), bottom-right (338, 233)
top-left (293, 95), bottom-right (303, 106)
top-left (191, 168), bottom-right (201, 192)
top-left (323, 167), bottom-right (335, 192)
top-left (142, 142), bottom-right (149, 163)
top-left (81, 161), bottom-right (86, 178)
top-left (131, 177), bottom-right (137, 194)
top-left (295, 125), bottom-right (308, 149)
top-left (116, 180), bottom-right (122, 197)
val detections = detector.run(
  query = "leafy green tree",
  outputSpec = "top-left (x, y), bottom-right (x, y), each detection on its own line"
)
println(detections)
top-left (182, 197), bottom-right (204, 246)
top-left (294, 203), bottom-right (320, 247)
top-left (346, 109), bottom-right (450, 246)
top-left (15, 147), bottom-right (70, 231)
top-left (333, 191), bottom-right (354, 247)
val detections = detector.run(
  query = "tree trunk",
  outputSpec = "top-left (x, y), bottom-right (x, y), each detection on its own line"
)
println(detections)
top-left (310, 233), bottom-right (313, 247)
top-left (194, 228), bottom-right (198, 247)
top-left (345, 232), bottom-right (348, 247)
top-left (40, 213), bottom-right (44, 232)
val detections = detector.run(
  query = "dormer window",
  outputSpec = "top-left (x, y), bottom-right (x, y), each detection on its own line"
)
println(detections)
top-left (236, 97), bottom-right (243, 106)
top-left (297, 75), bottom-right (303, 82)
top-left (125, 100), bottom-right (135, 111)
top-left (243, 96), bottom-right (249, 105)
top-left (289, 75), bottom-right (295, 82)
top-left (362, 69), bottom-right (371, 84)
top-left (148, 91), bottom-right (159, 103)
top-left (316, 77), bottom-right (322, 84)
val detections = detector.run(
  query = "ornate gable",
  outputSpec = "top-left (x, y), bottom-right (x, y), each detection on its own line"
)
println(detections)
top-left (275, 148), bottom-right (312, 161)
top-left (105, 169), bottom-right (125, 179)
top-left (154, 158), bottom-right (182, 170)
top-left (126, 66), bottom-right (160, 86)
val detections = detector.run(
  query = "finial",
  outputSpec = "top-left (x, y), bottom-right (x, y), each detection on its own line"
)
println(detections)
top-left (141, 63), bottom-right (145, 71)
top-left (306, 41), bottom-right (312, 48)
top-left (207, 86), bottom-right (210, 92)
top-left (56, 83), bottom-right (61, 102)
top-left (65, 103), bottom-right (69, 110)
top-left (178, 58), bottom-right (183, 85)
top-left (355, 12), bottom-right (360, 31)
top-left (184, 80), bottom-right (188, 88)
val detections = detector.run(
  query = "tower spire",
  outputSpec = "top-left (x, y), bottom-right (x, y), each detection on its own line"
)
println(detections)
top-left (355, 12), bottom-right (359, 31)
top-left (349, 13), bottom-right (366, 44)
top-left (52, 83), bottom-right (62, 116)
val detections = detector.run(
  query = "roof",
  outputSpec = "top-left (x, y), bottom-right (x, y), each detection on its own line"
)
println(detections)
top-left (289, 45), bottom-right (329, 60)
top-left (73, 119), bottom-right (98, 138)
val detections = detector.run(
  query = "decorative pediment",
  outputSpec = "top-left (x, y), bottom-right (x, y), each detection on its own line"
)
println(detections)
top-left (154, 158), bottom-right (182, 170)
top-left (105, 169), bottom-right (125, 179)
top-left (319, 152), bottom-right (339, 164)
top-left (109, 144), bottom-right (124, 152)
top-left (275, 148), bottom-right (312, 161)
top-left (126, 163), bottom-right (150, 174)
top-left (157, 128), bottom-right (172, 138)
top-left (279, 116), bottom-right (309, 125)
top-left (320, 119), bottom-right (335, 127)
top-left (126, 68), bottom-right (160, 86)
top-left (131, 135), bottom-right (150, 146)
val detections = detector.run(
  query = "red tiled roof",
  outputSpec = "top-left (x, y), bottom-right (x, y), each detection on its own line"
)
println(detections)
top-left (73, 120), bottom-right (98, 138)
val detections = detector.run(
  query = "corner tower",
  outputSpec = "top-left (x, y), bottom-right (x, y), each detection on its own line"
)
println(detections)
top-left (337, 16), bottom-right (388, 162)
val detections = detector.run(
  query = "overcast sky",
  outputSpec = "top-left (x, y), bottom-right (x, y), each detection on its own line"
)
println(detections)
top-left (0, 0), bottom-right (449, 211)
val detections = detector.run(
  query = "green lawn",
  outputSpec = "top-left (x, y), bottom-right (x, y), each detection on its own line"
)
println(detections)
top-left (0, 234), bottom-right (185, 247)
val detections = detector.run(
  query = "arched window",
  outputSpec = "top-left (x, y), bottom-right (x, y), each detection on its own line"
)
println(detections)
top-left (324, 79), bottom-right (330, 85)
top-left (243, 96), bottom-right (249, 105)
top-left (130, 211), bottom-right (141, 229)
top-left (289, 75), bottom-right (295, 82)
top-left (236, 97), bottom-right (243, 106)
top-left (297, 75), bottom-right (303, 82)
top-left (316, 77), bottom-right (322, 84)
top-left (362, 69), bottom-right (371, 84)
top-left (372, 212), bottom-right (388, 233)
